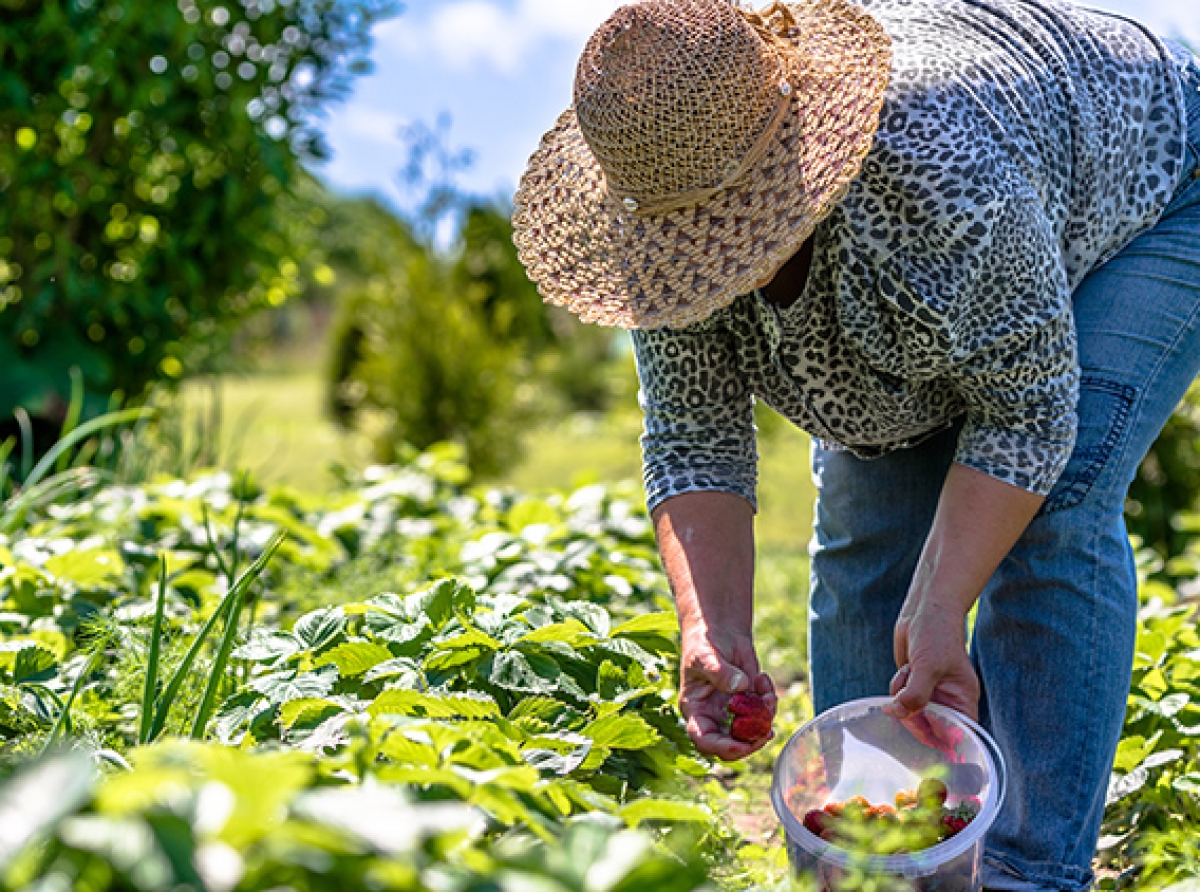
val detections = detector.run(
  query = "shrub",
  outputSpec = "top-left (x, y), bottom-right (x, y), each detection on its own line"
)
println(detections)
top-left (0, 0), bottom-right (395, 428)
top-left (327, 201), bottom-right (627, 477)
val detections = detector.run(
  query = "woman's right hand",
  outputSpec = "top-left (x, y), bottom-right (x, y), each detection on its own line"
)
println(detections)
top-left (678, 626), bottom-right (776, 760)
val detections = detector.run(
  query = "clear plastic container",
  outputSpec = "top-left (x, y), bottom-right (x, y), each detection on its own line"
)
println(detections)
top-left (771, 697), bottom-right (1006, 892)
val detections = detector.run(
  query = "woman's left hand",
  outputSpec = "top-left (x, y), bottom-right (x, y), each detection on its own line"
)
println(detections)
top-left (890, 594), bottom-right (980, 722)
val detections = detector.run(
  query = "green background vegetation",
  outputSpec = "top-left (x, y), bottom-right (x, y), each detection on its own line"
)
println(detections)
top-left (1, 1), bottom-right (1198, 890)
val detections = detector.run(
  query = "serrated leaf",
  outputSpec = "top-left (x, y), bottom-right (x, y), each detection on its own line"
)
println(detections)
top-left (425, 647), bottom-right (486, 671)
top-left (316, 642), bottom-right (393, 677)
top-left (552, 601), bottom-right (611, 638)
top-left (364, 657), bottom-right (423, 687)
top-left (596, 637), bottom-right (660, 667)
top-left (11, 644), bottom-right (58, 684)
top-left (508, 696), bottom-right (582, 727)
top-left (1106, 767), bottom-right (1147, 805)
top-left (278, 697), bottom-right (347, 730)
top-left (597, 660), bottom-right (625, 700)
top-left (43, 549), bottom-right (122, 588)
top-left (233, 630), bottom-right (305, 663)
top-left (518, 620), bottom-right (596, 648)
top-left (250, 668), bottom-right (337, 706)
top-left (580, 744), bottom-right (613, 771)
top-left (436, 626), bottom-right (501, 651)
top-left (612, 613), bottom-right (679, 638)
top-left (1111, 735), bottom-right (1150, 773)
top-left (1146, 693), bottom-right (1190, 718)
top-left (408, 578), bottom-right (475, 630)
top-left (522, 737), bottom-right (592, 775)
top-left (369, 689), bottom-right (500, 720)
top-left (618, 799), bottom-right (712, 827)
top-left (213, 691), bottom-right (272, 745)
top-left (293, 607), bottom-right (346, 651)
top-left (582, 713), bottom-right (659, 750)
top-left (485, 650), bottom-right (558, 694)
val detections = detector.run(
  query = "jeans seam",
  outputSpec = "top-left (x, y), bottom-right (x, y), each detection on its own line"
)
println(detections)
top-left (1040, 376), bottom-right (1136, 516)
top-left (1062, 503), bottom-right (1105, 867)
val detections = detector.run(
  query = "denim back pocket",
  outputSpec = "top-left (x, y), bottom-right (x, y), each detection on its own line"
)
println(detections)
top-left (1041, 375), bottom-right (1137, 515)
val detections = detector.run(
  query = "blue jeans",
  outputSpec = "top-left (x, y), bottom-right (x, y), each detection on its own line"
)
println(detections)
top-left (808, 53), bottom-right (1200, 891)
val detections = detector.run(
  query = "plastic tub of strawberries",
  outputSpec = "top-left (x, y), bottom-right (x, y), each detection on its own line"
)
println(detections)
top-left (771, 696), bottom-right (1006, 892)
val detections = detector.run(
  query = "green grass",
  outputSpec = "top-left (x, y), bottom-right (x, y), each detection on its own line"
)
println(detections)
top-left (180, 372), bottom-right (376, 491)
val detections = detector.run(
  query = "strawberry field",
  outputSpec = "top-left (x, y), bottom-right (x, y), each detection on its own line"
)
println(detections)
top-left (0, 429), bottom-right (1198, 891)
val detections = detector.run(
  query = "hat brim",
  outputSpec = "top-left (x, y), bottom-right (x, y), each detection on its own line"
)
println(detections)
top-left (512, 0), bottom-right (892, 330)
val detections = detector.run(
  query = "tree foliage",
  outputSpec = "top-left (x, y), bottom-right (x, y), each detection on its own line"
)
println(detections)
top-left (323, 199), bottom-right (626, 477)
top-left (0, 0), bottom-right (396, 424)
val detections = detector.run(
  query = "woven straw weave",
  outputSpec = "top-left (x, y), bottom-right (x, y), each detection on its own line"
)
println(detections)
top-left (512, 0), bottom-right (892, 330)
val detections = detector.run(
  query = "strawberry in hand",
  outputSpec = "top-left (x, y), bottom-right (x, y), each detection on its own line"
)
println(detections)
top-left (728, 692), bottom-right (773, 742)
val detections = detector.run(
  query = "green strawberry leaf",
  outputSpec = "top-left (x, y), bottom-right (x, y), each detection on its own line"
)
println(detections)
top-left (368, 689), bottom-right (500, 720)
top-left (618, 798), bottom-right (712, 827)
top-left (316, 641), bottom-right (393, 677)
top-left (582, 714), bottom-right (659, 750)
top-left (293, 607), bottom-right (347, 652)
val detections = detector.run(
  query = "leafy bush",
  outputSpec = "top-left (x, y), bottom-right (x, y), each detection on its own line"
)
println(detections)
top-left (326, 201), bottom-right (627, 476)
top-left (0, 444), bottom-right (742, 890)
top-left (0, 0), bottom-right (394, 428)
top-left (1126, 383), bottom-right (1200, 562)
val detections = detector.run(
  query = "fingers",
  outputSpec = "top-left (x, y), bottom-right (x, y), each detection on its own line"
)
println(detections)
top-left (893, 617), bottom-right (910, 674)
top-left (684, 647), bottom-right (752, 697)
top-left (686, 712), bottom-right (775, 760)
top-left (890, 662), bottom-right (936, 720)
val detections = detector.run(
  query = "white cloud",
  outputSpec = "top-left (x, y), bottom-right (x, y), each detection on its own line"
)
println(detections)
top-left (378, 0), bottom-right (622, 74)
top-left (337, 106), bottom-right (410, 143)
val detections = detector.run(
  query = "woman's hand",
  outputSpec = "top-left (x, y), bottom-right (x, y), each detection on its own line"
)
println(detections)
top-left (679, 626), bottom-right (777, 760)
top-left (890, 595), bottom-right (980, 721)
top-left (887, 463), bottom-right (1043, 723)
top-left (650, 491), bottom-right (768, 761)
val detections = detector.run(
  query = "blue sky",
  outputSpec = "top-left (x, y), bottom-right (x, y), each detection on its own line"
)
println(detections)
top-left (313, 0), bottom-right (1200, 216)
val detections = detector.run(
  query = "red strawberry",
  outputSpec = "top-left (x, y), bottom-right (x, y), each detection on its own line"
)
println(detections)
top-left (941, 814), bottom-right (969, 836)
top-left (803, 808), bottom-right (832, 836)
top-left (727, 692), bottom-right (772, 741)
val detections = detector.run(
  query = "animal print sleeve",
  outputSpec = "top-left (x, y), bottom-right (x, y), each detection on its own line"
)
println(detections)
top-left (891, 196), bottom-right (1080, 496)
top-left (630, 320), bottom-right (758, 513)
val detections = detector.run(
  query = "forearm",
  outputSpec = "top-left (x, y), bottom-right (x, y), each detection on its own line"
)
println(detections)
top-left (651, 490), bottom-right (756, 636)
top-left (911, 461), bottom-right (1044, 616)
top-left (892, 461), bottom-right (1045, 719)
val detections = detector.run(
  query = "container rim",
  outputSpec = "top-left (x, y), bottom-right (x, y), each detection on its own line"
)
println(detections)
top-left (770, 697), bottom-right (1007, 878)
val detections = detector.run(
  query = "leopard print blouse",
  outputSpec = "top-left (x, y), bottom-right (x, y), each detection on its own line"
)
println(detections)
top-left (632, 0), bottom-right (1188, 511)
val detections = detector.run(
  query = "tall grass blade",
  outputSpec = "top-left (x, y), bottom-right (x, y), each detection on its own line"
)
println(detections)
top-left (189, 589), bottom-right (245, 740)
top-left (149, 532), bottom-right (285, 742)
top-left (200, 504), bottom-right (234, 584)
top-left (55, 368), bottom-right (85, 474)
top-left (23, 408), bottom-right (152, 493)
top-left (139, 557), bottom-right (169, 745)
top-left (40, 649), bottom-right (103, 756)
top-left (190, 532), bottom-right (283, 739)
top-left (0, 437), bottom-right (14, 498)
top-left (0, 468), bottom-right (103, 536)
top-left (14, 409), bottom-right (33, 482)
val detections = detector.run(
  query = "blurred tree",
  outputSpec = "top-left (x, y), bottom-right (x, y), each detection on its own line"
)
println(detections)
top-left (1126, 382), bottom-right (1200, 563)
top-left (324, 196), bottom-right (627, 477)
top-left (0, 0), bottom-right (396, 444)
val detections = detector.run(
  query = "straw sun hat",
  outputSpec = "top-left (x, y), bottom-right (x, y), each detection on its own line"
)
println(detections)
top-left (512, 0), bottom-right (892, 330)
